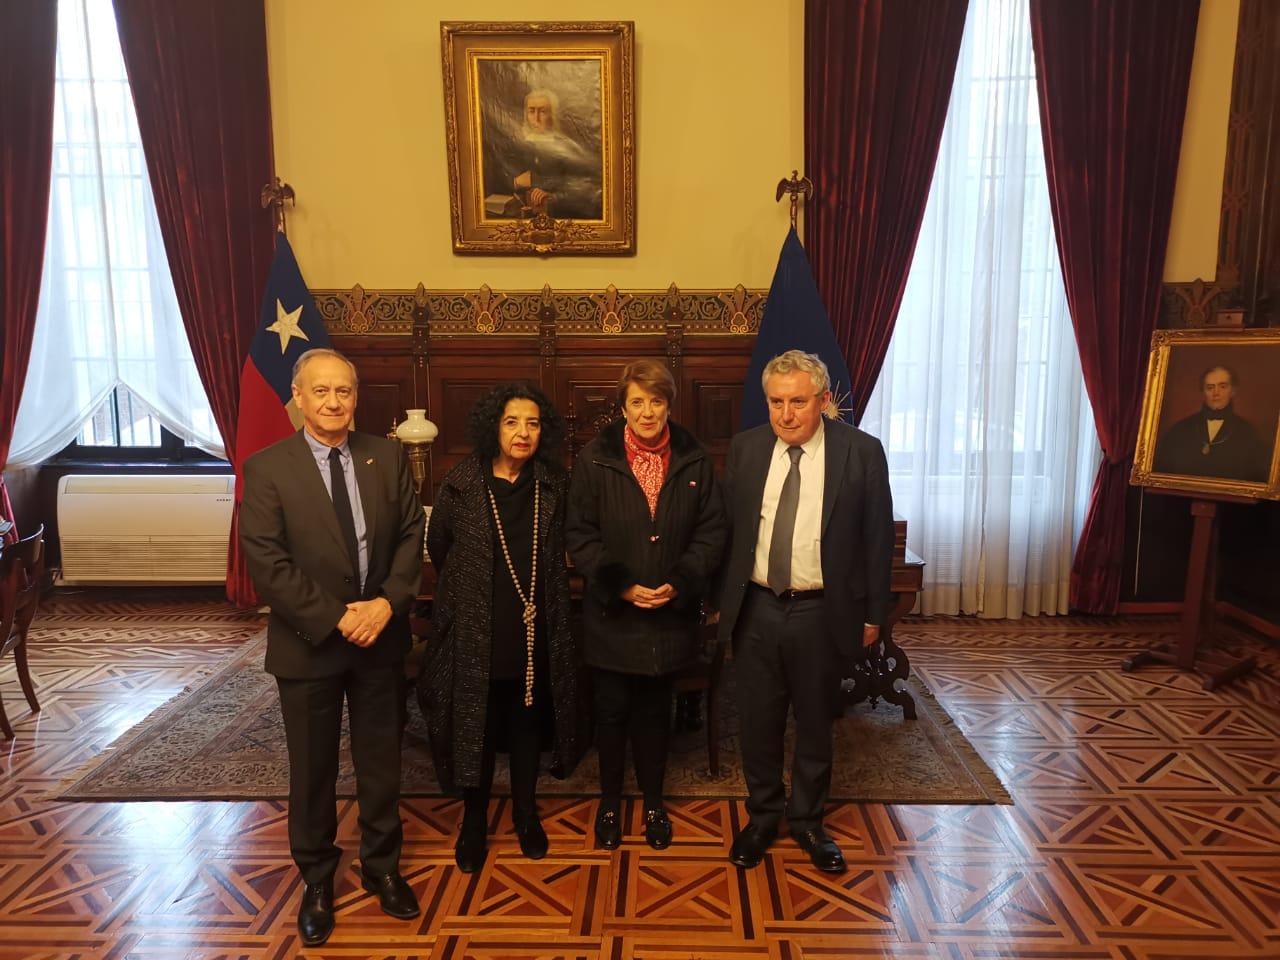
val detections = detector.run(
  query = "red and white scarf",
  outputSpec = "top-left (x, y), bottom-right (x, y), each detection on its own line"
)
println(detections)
top-left (623, 424), bottom-right (670, 519)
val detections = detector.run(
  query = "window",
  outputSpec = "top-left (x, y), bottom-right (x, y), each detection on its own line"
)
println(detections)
top-left (860, 0), bottom-right (1101, 617)
top-left (8, 0), bottom-right (225, 467)
top-left (55, 385), bottom-right (221, 464)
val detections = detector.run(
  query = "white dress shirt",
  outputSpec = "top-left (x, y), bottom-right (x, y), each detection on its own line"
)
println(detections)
top-left (751, 420), bottom-right (826, 590)
top-left (303, 429), bottom-right (368, 590)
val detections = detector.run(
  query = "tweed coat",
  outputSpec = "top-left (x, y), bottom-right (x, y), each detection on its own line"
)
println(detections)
top-left (417, 454), bottom-right (584, 792)
top-left (565, 419), bottom-right (727, 675)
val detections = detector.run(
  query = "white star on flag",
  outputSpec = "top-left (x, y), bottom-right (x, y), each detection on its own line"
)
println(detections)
top-left (265, 299), bottom-right (310, 353)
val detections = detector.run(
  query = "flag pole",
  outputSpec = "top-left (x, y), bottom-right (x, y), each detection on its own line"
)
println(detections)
top-left (774, 170), bottom-right (813, 232)
top-left (260, 177), bottom-right (296, 236)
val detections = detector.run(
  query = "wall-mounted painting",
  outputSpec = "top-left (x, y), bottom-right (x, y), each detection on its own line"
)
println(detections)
top-left (1132, 328), bottom-right (1280, 501)
top-left (441, 21), bottom-right (636, 256)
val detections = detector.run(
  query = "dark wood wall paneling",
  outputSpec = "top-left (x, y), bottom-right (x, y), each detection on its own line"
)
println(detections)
top-left (323, 288), bottom-right (762, 501)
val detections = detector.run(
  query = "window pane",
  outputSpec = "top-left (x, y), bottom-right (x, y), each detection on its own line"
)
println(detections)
top-left (116, 385), bottom-right (162, 446)
top-left (75, 385), bottom-right (162, 448)
top-left (77, 398), bottom-right (117, 447)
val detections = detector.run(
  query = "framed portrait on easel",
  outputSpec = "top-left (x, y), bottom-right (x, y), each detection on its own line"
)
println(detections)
top-left (440, 21), bottom-right (636, 256)
top-left (1131, 328), bottom-right (1280, 501)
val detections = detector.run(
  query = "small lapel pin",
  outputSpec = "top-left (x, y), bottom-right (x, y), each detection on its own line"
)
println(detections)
top-left (689, 480), bottom-right (697, 487)
top-left (365, 458), bottom-right (374, 465)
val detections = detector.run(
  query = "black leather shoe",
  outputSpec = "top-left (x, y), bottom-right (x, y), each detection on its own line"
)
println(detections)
top-left (594, 808), bottom-right (622, 850)
top-left (644, 808), bottom-right (673, 850)
top-left (729, 822), bottom-right (776, 869)
top-left (791, 827), bottom-right (847, 873)
top-left (455, 820), bottom-right (489, 874)
top-left (360, 869), bottom-right (420, 919)
top-left (514, 813), bottom-right (549, 860)
top-left (297, 879), bottom-right (334, 946)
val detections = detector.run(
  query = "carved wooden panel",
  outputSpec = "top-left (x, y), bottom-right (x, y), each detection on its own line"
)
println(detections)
top-left (315, 285), bottom-right (767, 338)
top-left (348, 344), bottom-right (418, 441)
top-left (331, 290), bottom-right (760, 501)
top-left (1219, 0), bottom-right (1280, 325)
top-left (422, 340), bottom-right (543, 496)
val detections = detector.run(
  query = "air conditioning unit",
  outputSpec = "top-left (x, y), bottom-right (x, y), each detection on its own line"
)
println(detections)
top-left (57, 474), bottom-right (234, 584)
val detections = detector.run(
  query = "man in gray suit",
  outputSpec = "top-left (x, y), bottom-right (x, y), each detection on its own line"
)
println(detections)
top-left (717, 350), bottom-right (894, 873)
top-left (239, 348), bottom-right (424, 946)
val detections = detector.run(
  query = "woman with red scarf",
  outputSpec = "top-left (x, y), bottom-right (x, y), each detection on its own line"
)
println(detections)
top-left (566, 360), bottom-right (727, 850)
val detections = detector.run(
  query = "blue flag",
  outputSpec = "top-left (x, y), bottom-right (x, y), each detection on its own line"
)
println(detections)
top-left (741, 227), bottom-right (855, 430)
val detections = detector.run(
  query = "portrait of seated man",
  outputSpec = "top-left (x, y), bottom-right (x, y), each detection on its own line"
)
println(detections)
top-left (479, 65), bottom-right (605, 222)
top-left (1152, 364), bottom-right (1272, 483)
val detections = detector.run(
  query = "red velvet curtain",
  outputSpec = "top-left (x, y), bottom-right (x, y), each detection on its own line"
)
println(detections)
top-left (113, 0), bottom-right (276, 605)
top-left (805, 0), bottom-right (969, 421)
top-left (1030, 0), bottom-right (1200, 613)
top-left (0, 1), bottom-right (58, 545)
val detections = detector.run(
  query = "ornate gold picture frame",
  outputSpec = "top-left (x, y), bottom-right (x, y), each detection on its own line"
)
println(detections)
top-left (1132, 328), bottom-right (1280, 501)
top-left (440, 21), bottom-right (636, 256)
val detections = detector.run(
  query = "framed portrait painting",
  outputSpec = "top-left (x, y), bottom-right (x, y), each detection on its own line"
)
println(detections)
top-left (440, 21), bottom-right (636, 255)
top-left (1132, 328), bottom-right (1280, 501)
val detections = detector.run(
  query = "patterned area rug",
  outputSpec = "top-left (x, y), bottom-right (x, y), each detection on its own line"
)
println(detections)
top-left (52, 634), bottom-right (1010, 804)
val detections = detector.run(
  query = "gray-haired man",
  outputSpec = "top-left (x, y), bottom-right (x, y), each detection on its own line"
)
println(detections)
top-left (716, 350), bottom-right (894, 873)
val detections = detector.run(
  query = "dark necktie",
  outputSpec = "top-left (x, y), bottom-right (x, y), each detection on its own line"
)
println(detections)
top-left (767, 445), bottom-right (805, 595)
top-left (328, 447), bottom-right (360, 582)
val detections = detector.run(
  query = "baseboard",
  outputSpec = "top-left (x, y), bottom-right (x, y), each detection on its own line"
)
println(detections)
top-left (1116, 601), bottom-right (1183, 615)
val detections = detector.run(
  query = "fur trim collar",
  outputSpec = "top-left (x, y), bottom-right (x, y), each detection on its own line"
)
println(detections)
top-left (596, 418), bottom-right (702, 462)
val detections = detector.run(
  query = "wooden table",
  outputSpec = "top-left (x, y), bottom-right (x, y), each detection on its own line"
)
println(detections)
top-left (843, 546), bottom-right (925, 718)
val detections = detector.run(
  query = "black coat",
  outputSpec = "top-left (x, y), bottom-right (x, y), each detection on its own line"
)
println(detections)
top-left (1152, 407), bottom-right (1271, 483)
top-left (418, 455), bottom-right (584, 792)
top-left (716, 420), bottom-right (895, 663)
top-left (565, 420), bottom-right (728, 675)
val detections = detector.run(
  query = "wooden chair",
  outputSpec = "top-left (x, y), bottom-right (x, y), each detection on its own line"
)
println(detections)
top-left (0, 524), bottom-right (44, 739)
top-left (674, 620), bottom-right (726, 776)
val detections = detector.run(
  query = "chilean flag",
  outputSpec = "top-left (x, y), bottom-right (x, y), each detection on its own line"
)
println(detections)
top-left (235, 232), bottom-right (332, 461)
top-left (227, 232), bottom-right (331, 604)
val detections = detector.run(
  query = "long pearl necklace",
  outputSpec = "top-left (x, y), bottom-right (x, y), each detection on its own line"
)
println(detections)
top-left (486, 477), bottom-right (539, 707)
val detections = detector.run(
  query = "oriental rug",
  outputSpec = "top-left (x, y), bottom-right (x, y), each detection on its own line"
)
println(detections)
top-left (53, 633), bottom-right (1010, 804)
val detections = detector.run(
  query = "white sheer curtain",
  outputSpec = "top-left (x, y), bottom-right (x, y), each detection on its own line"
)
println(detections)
top-left (9, 0), bottom-right (222, 465)
top-left (860, 0), bottom-right (1100, 618)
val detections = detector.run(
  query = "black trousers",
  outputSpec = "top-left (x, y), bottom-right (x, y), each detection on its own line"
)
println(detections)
top-left (592, 667), bottom-right (674, 810)
top-left (463, 678), bottom-right (543, 827)
top-left (733, 587), bottom-right (841, 833)
top-left (276, 665), bottom-right (404, 884)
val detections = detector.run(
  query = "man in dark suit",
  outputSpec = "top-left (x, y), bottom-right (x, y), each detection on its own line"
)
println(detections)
top-left (239, 348), bottom-right (424, 946)
top-left (717, 350), bottom-right (894, 873)
top-left (1152, 364), bottom-right (1271, 483)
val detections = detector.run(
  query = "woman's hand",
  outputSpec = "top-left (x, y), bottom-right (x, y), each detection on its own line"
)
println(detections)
top-left (621, 583), bottom-right (678, 609)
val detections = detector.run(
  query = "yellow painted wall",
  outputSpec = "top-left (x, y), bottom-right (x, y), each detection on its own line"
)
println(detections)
top-left (267, 0), bottom-right (1235, 290)
top-left (1164, 0), bottom-right (1239, 282)
top-left (266, 0), bottom-right (805, 290)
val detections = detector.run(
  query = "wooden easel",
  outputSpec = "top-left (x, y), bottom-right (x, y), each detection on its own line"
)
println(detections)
top-left (1123, 492), bottom-right (1258, 690)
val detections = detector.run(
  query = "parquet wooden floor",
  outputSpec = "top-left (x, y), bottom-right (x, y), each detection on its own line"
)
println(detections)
top-left (0, 590), bottom-right (1276, 959)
